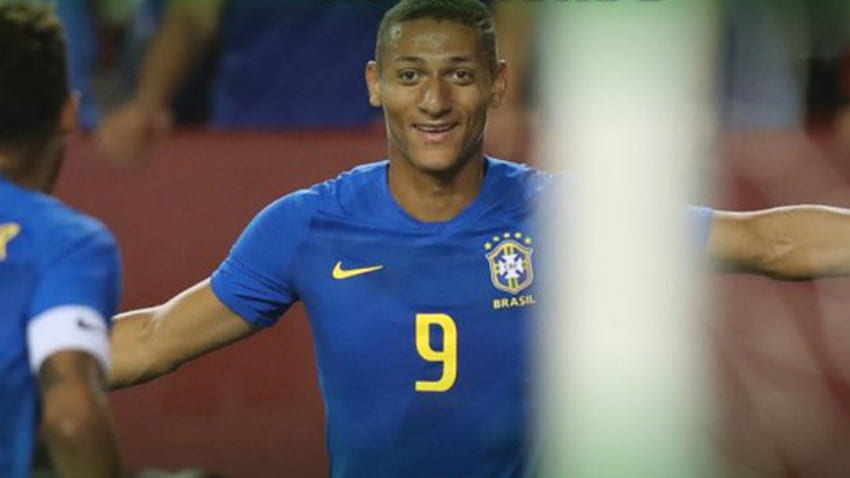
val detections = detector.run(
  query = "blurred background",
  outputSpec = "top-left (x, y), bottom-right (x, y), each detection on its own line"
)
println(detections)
top-left (43, 0), bottom-right (850, 476)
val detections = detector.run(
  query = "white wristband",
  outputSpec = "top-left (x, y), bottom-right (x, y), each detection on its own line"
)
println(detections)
top-left (27, 305), bottom-right (110, 375)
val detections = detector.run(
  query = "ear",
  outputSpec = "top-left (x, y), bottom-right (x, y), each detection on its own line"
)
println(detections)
top-left (488, 60), bottom-right (508, 108)
top-left (366, 61), bottom-right (383, 107)
top-left (59, 92), bottom-right (80, 135)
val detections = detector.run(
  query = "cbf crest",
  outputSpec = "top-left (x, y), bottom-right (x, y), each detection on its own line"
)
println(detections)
top-left (484, 232), bottom-right (534, 295)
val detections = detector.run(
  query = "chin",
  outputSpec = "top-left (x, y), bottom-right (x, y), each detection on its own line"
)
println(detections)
top-left (409, 149), bottom-right (463, 175)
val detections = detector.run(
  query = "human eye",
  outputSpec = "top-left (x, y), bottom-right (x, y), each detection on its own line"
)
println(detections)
top-left (397, 69), bottom-right (420, 84)
top-left (451, 69), bottom-right (474, 84)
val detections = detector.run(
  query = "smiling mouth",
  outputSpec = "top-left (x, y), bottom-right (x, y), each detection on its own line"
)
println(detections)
top-left (414, 123), bottom-right (458, 142)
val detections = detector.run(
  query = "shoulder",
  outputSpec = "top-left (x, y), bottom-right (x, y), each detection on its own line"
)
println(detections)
top-left (40, 198), bottom-right (117, 256)
top-left (312, 160), bottom-right (387, 203)
top-left (0, 183), bottom-right (117, 261)
top-left (485, 157), bottom-right (567, 202)
top-left (490, 156), bottom-right (558, 182)
top-left (259, 160), bottom-right (387, 223)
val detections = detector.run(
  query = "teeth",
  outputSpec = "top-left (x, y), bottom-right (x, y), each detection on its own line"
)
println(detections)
top-left (418, 125), bottom-right (452, 133)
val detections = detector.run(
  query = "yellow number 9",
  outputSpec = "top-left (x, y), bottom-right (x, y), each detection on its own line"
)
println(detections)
top-left (415, 313), bottom-right (457, 392)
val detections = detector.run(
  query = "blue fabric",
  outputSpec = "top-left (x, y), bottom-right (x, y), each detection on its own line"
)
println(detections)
top-left (56, 0), bottom-right (99, 129)
top-left (689, 205), bottom-right (714, 250)
top-left (0, 176), bottom-right (121, 478)
top-left (214, 158), bottom-right (537, 477)
top-left (211, 158), bottom-right (713, 477)
top-left (212, 2), bottom-right (391, 128)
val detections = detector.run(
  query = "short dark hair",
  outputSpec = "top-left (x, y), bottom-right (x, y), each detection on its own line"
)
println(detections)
top-left (375, 0), bottom-right (497, 73)
top-left (0, 2), bottom-right (68, 149)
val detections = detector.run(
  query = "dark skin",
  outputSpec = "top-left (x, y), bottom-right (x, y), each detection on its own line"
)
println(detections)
top-left (2, 95), bottom-right (124, 477)
top-left (39, 352), bottom-right (123, 478)
top-left (366, 18), bottom-right (507, 222)
top-left (0, 95), bottom-right (77, 193)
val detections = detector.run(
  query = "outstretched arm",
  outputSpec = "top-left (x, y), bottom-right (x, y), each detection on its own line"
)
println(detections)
top-left (709, 205), bottom-right (850, 280)
top-left (110, 279), bottom-right (256, 389)
top-left (39, 351), bottom-right (122, 478)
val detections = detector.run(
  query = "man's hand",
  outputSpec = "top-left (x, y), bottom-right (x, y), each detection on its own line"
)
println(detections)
top-left (96, 101), bottom-right (172, 165)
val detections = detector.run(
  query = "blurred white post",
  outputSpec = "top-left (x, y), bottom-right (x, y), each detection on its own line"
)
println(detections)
top-left (538, 1), bottom-right (719, 478)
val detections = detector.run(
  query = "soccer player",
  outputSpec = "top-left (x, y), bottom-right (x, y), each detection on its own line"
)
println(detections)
top-left (0, 3), bottom-right (124, 477)
top-left (109, 0), bottom-right (850, 477)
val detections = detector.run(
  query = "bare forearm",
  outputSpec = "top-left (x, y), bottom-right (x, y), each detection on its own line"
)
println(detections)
top-left (110, 281), bottom-right (257, 389)
top-left (44, 407), bottom-right (123, 478)
top-left (763, 205), bottom-right (850, 279)
top-left (110, 307), bottom-right (179, 389)
top-left (711, 205), bottom-right (850, 280)
top-left (134, 0), bottom-right (224, 108)
top-left (40, 353), bottom-right (123, 478)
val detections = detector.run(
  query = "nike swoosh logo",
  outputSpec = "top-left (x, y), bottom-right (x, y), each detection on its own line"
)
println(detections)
top-left (77, 318), bottom-right (106, 333)
top-left (332, 261), bottom-right (383, 279)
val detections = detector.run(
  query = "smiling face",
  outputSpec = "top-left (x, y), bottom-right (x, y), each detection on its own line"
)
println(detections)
top-left (367, 18), bottom-right (506, 178)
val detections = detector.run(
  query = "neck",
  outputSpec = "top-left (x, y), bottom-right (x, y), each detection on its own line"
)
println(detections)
top-left (388, 153), bottom-right (487, 222)
top-left (0, 139), bottom-right (62, 193)
top-left (5, 171), bottom-right (46, 192)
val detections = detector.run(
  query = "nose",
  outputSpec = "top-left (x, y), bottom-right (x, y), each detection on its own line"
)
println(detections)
top-left (417, 76), bottom-right (451, 118)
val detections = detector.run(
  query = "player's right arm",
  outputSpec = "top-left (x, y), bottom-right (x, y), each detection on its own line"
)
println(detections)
top-left (113, 191), bottom-right (314, 389)
top-left (110, 279), bottom-right (256, 389)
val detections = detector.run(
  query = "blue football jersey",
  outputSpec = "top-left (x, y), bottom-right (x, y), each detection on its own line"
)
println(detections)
top-left (0, 176), bottom-right (121, 478)
top-left (211, 158), bottom-right (713, 478)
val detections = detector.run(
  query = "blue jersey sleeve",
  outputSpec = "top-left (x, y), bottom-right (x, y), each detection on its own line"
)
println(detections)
top-left (211, 190), bottom-right (317, 328)
top-left (28, 227), bottom-right (122, 321)
top-left (688, 205), bottom-right (714, 249)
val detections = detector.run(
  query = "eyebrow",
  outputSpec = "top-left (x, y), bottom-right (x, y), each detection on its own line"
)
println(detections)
top-left (393, 56), bottom-right (426, 65)
top-left (393, 55), bottom-right (477, 65)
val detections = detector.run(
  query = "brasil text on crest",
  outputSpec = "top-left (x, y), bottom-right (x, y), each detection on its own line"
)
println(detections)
top-left (484, 232), bottom-right (536, 309)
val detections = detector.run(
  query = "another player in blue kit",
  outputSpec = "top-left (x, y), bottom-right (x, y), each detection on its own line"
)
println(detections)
top-left (110, 0), bottom-right (850, 477)
top-left (0, 3), bottom-right (123, 477)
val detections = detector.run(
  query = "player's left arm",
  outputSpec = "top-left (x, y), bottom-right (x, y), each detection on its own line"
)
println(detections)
top-left (708, 205), bottom-right (850, 279)
top-left (28, 223), bottom-right (124, 476)
top-left (38, 350), bottom-right (122, 478)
